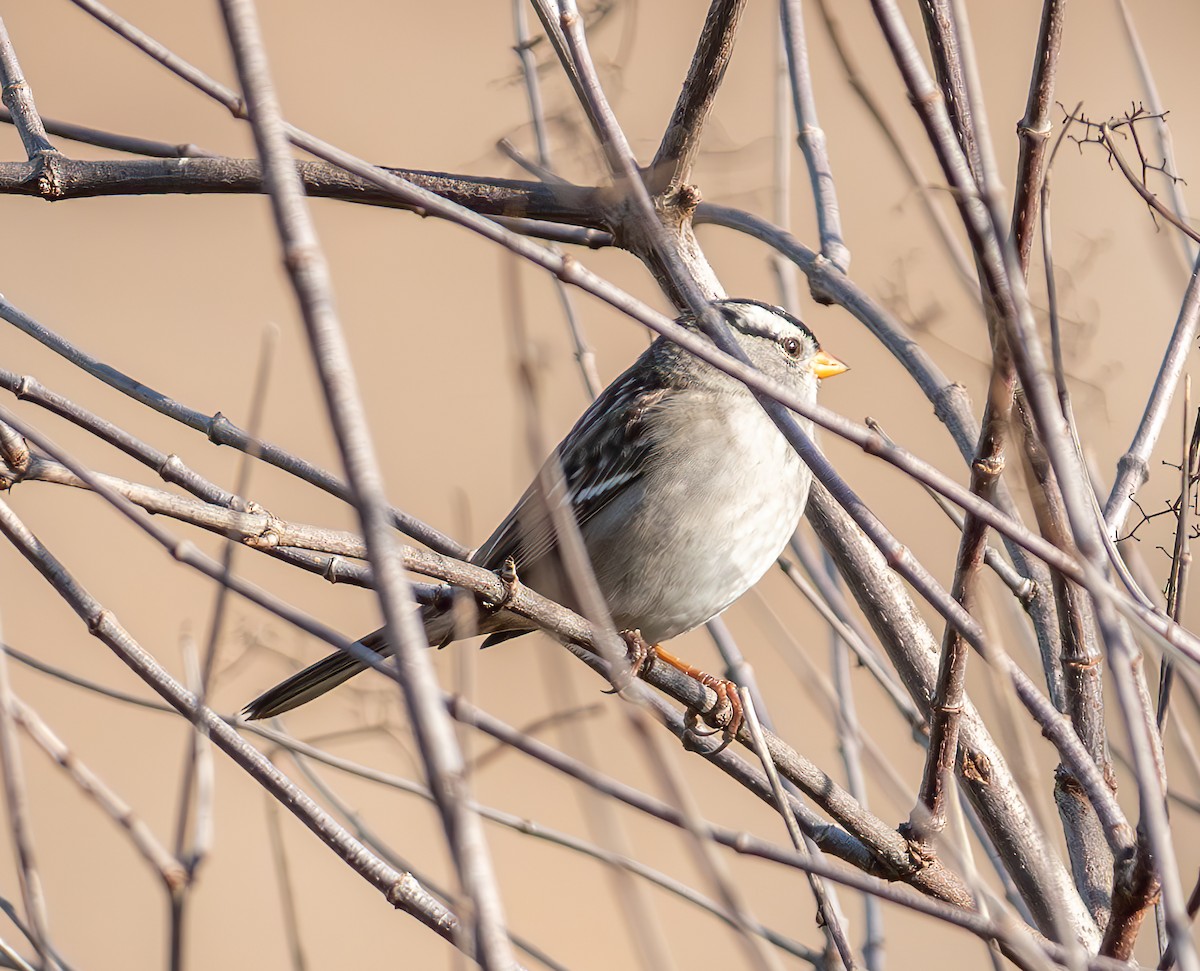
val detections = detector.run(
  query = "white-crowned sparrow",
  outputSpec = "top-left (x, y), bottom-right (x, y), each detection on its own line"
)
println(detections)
top-left (245, 298), bottom-right (847, 720)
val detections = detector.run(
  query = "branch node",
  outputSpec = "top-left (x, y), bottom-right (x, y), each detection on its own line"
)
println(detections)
top-left (668, 182), bottom-right (702, 215)
top-left (0, 420), bottom-right (31, 478)
top-left (884, 543), bottom-right (911, 571)
top-left (158, 453), bottom-right (186, 482)
top-left (87, 607), bottom-right (114, 637)
top-left (321, 554), bottom-right (352, 584)
top-left (242, 516), bottom-right (283, 549)
top-left (959, 748), bottom-right (992, 785)
top-left (35, 150), bottom-right (64, 200)
top-left (972, 454), bottom-right (1004, 479)
top-left (207, 412), bottom-right (229, 445)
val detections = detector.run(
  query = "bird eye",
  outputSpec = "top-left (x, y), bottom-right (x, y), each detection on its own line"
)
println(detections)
top-left (782, 336), bottom-right (802, 358)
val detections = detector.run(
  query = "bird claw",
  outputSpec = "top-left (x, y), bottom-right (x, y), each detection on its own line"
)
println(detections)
top-left (613, 631), bottom-right (742, 749)
top-left (480, 556), bottom-right (521, 614)
top-left (682, 676), bottom-right (743, 753)
top-left (602, 629), bottom-right (653, 695)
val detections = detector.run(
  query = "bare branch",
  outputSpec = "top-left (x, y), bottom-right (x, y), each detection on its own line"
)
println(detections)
top-left (11, 694), bottom-right (186, 891)
top-left (1113, 0), bottom-right (1197, 272)
top-left (778, 0), bottom-right (850, 277)
top-left (1105, 253), bottom-right (1200, 536)
top-left (0, 16), bottom-right (53, 159)
top-left (0, 105), bottom-right (215, 158)
top-left (0, 494), bottom-right (483, 961)
top-left (910, 347), bottom-right (1011, 843)
top-left (0, 303), bottom-right (466, 557)
top-left (741, 689), bottom-right (857, 969)
top-left (649, 0), bottom-right (747, 192)
top-left (0, 617), bottom-right (58, 970)
top-left (1010, 0), bottom-right (1068, 271)
top-left (219, 3), bottom-right (517, 964)
top-left (0, 153), bottom-right (611, 231)
top-left (811, 0), bottom-right (977, 293)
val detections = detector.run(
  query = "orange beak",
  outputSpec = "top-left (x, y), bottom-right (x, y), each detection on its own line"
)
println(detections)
top-left (812, 349), bottom-right (849, 380)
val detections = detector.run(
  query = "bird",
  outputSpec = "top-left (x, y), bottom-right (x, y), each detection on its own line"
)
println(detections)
top-left (244, 298), bottom-right (847, 724)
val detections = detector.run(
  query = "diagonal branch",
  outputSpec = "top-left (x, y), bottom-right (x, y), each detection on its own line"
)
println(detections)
top-left (1009, 0), bottom-right (1068, 271)
top-left (0, 420), bottom-right (975, 908)
top-left (867, 0), bottom-right (1194, 962)
top-left (216, 2), bottom-right (515, 966)
top-left (648, 0), bottom-right (747, 192)
top-left (909, 338), bottom-right (1012, 844)
top-left (0, 16), bottom-right (54, 160)
top-left (0, 495), bottom-right (485, 962)
top-left (779, 0), bottom-right (849, 276)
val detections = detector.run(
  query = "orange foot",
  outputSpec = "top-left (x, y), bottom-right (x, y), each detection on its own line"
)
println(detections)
top-left (619, 630), bottom-right (744, 745)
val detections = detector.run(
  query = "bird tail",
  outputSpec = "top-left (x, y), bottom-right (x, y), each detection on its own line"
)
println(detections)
top-left (242, 646), bottom-right (369, 720)
top-left (242, 596), bottom-right (500, 720)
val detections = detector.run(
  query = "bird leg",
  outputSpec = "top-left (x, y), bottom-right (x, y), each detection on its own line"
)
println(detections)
top-left (618, 630), bottom-right (744, 743)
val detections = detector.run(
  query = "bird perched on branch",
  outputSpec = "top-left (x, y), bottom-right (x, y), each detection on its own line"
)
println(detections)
top-left (245, 298), bottom-right (847, 729)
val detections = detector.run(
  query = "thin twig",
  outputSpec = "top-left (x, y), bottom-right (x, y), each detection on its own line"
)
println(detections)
top-left (741, 689), bottom-right (857, 969)
top-left (810, 0), bottom-right (977, 294)
top-left (0, 616), bottom-right (58, 971)
top-left (0, 16), bottom-right (53, 160)
top-left (910, 342), bottom-right (1012, 844)
top-left (779, 543), bottom-right (926, 733)
top-left (510, 0), bottom-right (602, 400)
top-left (1159, 398), bottom-right (1200, 731)
top-left (779, 0), bottom-right (849, 277)
top-left (0, 494), bottom-right (485, 961)
top-left (826, 571), bottom-right (885, 970)
top-left (1113, 0), bottom-right (1197, 271)
top-left (11, 695), bottom-right (186, 891)
top-left (1102, 232), bottom-right (1200, 539)
top-left (0, 105), bottom-right (215, 157)
top-left (261, 795), bottom-right (308, 971)
top-left (770, 31), bottom-right (802, 313)
top-left (865, 419), bottom-right (1036, 605)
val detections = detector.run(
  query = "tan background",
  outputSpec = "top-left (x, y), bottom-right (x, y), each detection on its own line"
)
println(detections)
top-left (2, 1), bottom-right (1200, 967)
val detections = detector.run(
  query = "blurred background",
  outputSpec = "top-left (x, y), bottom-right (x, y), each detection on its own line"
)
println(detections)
top-left (2, 0), bottom-right (1200, 967)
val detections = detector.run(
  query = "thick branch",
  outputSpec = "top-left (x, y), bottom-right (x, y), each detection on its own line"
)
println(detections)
top-left (648, 0), bottom-right (746, 191)
top-left (1009, 0), bottom-right (1067, 271)
top-left (0, 153), bottom-right (609, 228)
top-left (807, 483), bottom-right (1100, 948)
